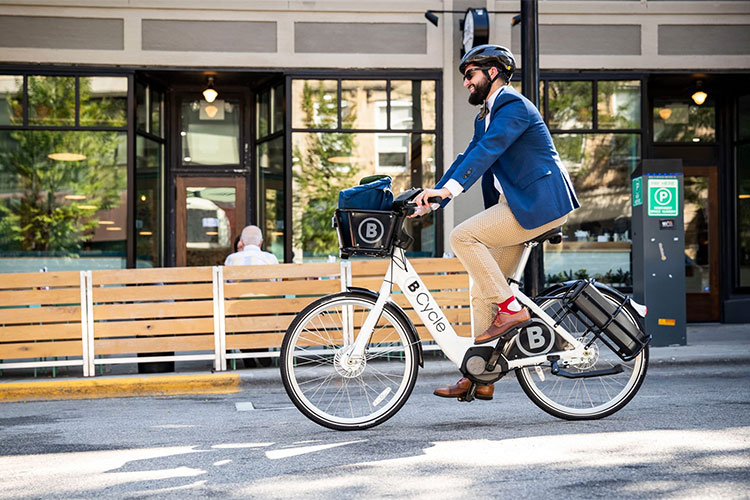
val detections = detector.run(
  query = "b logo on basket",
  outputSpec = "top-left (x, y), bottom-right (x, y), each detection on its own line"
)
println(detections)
top-left (515, 320), bottom-right (555, 356)
top-left (358, 217), bottom-right (384, 244)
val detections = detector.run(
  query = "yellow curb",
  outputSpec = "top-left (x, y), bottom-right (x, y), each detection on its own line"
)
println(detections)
top-left (0, 373), bottom-right (241, 402)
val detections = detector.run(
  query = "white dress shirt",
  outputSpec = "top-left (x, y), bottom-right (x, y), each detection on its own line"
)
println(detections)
top-left (224, 244), bottom-right (279, 267)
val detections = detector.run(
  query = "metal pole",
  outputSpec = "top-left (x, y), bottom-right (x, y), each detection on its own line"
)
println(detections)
top-left (520, 0), bottom-right (543, 297)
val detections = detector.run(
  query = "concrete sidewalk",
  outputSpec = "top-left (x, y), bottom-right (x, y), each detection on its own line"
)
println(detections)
top-left (1, 323), bottom-right (747, 403)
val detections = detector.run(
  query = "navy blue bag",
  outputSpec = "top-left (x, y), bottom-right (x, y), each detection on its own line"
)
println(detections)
top-left (338, 176), bottom-right (393, 211)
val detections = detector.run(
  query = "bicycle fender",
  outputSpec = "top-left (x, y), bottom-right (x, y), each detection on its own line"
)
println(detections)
top-left (346, 286), bottom-right (424, 367)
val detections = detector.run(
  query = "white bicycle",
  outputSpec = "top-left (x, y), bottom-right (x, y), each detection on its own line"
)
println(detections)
top-left (280, 189), bottom-right (651, 430)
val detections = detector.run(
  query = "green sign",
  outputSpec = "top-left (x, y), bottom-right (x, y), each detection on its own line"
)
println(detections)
top-left (632, 177), bottom-right (643, 207)
top-left (647, 177), bottom-right (679, 217)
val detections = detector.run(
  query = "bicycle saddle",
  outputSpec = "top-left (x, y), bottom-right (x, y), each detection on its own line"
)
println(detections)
top-left (527, 226), bottom-right (563, 245)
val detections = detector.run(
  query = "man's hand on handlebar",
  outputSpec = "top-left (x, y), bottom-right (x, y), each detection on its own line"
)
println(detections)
top-left (408, 187), bottom-right (451, 218)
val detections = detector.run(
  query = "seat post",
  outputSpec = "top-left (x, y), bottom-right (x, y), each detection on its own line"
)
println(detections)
top-left (510, 242), bottom-right (538, 284)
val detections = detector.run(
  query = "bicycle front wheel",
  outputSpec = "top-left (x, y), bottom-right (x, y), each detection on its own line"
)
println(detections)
top-left (516, 284), bottom-right (649, 420)
top-left (280, 292), bottom-right (419, 431)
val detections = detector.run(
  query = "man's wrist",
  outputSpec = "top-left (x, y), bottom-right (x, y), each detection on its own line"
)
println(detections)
top-left (444, 179), bottom-right (463, 198)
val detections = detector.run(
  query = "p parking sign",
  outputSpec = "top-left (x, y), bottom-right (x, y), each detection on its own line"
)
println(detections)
top-left (647, 178), bottom-right (679, 217)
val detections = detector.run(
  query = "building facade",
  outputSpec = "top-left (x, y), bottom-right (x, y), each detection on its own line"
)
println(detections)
top-left (0, 0), bottom-right (748, 322)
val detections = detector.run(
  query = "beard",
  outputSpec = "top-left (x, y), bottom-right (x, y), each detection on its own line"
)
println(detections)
top-left (468, 75), bottom-right (492, 105)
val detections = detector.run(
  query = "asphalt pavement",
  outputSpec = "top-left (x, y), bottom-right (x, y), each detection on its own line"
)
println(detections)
top-left (1, 323), bottom-right (747, 402)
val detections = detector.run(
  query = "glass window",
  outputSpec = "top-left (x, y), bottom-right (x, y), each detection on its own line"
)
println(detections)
top-left (181, 98), bottom-right (240, 166)
top-left (272, 84), bottom-right (284, 134)
top-left (292, 131), bottom-right (436, 261)
top-left (737, 95), bottom-right (750, 141)
top-left (150, 87), bottom-right (163, 138)
top-left (545, 133), bottom-right (640, 289)
top-left (653, 99), bottom-right (715, 143)
top-left (0, 75), bottom-right (23, 126)
top-left (135, 136), bottom-right (163, 268)
top-left (684, 175), bottom-right (710, 293)
top-left (547, 81), bottom-right (593, 129)
top-left (391, 80), bottom-right (436, 130)
top-left (258, 137), bottom-right (284, 261)
top-left (598, 81), bottom-right (640, 129)
top-left (0, 130), bottom-right (127, 272)
top-left (738, 143), bottom-right (750, 287)
top-left (80, 76), bottom-right (127, 127)
top-left (28, 76), bottom-right (76, 126)
top-left (341, 80), bottom-right (387, 130)
top-left (136, 81), bottom-right (148, 133)
top-left (292, 80), bottom-right (337, 129)
top-left (257, 90), bottom-right (269, 138)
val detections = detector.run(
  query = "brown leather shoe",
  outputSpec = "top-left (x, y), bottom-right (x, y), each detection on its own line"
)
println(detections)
top-left (474, 308), bottom-right (531, 345)
top-left (433, 377), bottom-right (494, 401)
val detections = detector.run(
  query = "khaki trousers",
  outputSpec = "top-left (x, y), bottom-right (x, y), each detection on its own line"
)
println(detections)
top-left (449, 195), bottom-right (567, 336)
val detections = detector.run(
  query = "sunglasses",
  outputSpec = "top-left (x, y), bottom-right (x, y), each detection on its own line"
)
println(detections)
top-left (463, 67), bottom-right (490, 81)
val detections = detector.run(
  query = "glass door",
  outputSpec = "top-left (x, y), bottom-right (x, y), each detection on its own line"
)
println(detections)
top-left (176, 177), bottom-right (246, 267)
top-left (684, 166), bottom-right (720, 321)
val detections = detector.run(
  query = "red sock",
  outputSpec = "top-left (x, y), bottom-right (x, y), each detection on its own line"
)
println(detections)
top-left (497, 296), bottom-right (522, 314)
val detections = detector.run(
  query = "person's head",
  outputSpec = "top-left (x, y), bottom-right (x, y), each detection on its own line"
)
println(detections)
top-left (458, 45), bottom-right (516, 105)
top-left (240, 225), bottom-right (263, 248)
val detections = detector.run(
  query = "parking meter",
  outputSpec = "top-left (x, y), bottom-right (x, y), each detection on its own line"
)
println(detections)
top-left (631, 159), bottom-right (687, 346)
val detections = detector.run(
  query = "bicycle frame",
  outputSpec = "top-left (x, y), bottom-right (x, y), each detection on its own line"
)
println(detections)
top-left (338, 244), bottom-right (587, 372)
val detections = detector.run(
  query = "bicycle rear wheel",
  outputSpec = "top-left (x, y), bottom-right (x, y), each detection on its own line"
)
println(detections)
top-left (516, 284), bottom-right (648, 420)
top-left (280, 292), bottom-right (419, 431)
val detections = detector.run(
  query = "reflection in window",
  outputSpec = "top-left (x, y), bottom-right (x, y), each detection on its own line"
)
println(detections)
top-left (135, 136), bottom-right (162, 268)
top-left (548, 81), bottom-right (593, 129)
top-left (545, 133), bottom-right (640, 289)
top-left (28, 76), bottom-right (76, 126)
top-left (80, 77), bottom-right (127, 127)
top-left (292, 132), bottom-right (435, 261)
top-left (181, 99), bottom-right (240, 165)
top-left (292, 80), bottom-right (337, 129)
top-left (0, 130), bottom-right (127, 272)
top-left (598, 81), bottom-right (640, 129)
top-left (0, 75), bottom-right (23, 126)
top-left (390, 80), bottom-right (436, 130)
top-left (258, 137), bottom-right (284, 262)
top-left (291, 78), bottom-right (439, 262)
top-left (684, 176), bottom-right (710, 293)
top-left (653, 99), bottom-right (715, 143)
top-left (185, 187), bottom-right (235, 267)
top-left (341, 80), bottom-right (387, 129)
top-left (738, 144), bottom-right (750, 287)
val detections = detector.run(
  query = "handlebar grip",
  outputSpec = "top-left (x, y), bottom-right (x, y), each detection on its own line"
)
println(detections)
top-left (426, 196), bottom-right (443, 204)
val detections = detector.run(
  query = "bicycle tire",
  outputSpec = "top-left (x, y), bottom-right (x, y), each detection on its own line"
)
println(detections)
top-left (516, 284), bottom-right (649, 420)
top-left (280, 291), bottom-right (419, 431)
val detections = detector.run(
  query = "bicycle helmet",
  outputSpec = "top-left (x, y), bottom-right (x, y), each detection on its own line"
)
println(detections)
top-left (459, 44), bottom-right (516, 83)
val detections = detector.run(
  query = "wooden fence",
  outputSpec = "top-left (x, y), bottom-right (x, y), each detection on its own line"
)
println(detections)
top-left (0, 259), bottom-right (470, 376)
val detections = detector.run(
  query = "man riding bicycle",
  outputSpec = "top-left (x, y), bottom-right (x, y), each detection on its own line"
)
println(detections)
top-left (411, 45), bottom-right (580, 401)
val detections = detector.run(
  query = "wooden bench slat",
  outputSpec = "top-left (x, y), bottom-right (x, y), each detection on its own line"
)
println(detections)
top-left (92, 301), bottom-right (214, 320)
top-left (93, 318), bottom-right (214, 337)
top-left (0, 305), bottom-right (81, 324)
top-left (91, 267), bottom-right (213, 285)
top-left (95, 335), bottom-right (215, 355)
top-left (224, 279), bottom-right (340, 298)
top-left (0, 323), bottom-right (82, 341)
top-left (0, 289), bottom-right (81, 307)
top-left (223, 262), bottom-right (340, 281)
top-left (224, 296), bottom-right (319, 315)
top-left (0, 340), bottom-right (83, 359)
top-left (91, 283), bottom-right (214, 302)
top-left (0, 271), bottom-right (81, 290)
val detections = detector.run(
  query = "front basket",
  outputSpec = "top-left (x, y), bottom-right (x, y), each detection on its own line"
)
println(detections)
top-left (333, 209), bottom-right (399, 258)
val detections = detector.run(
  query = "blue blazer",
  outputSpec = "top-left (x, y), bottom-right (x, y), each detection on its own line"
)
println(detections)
top-left (437, 86), bottom-right (579, 230)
